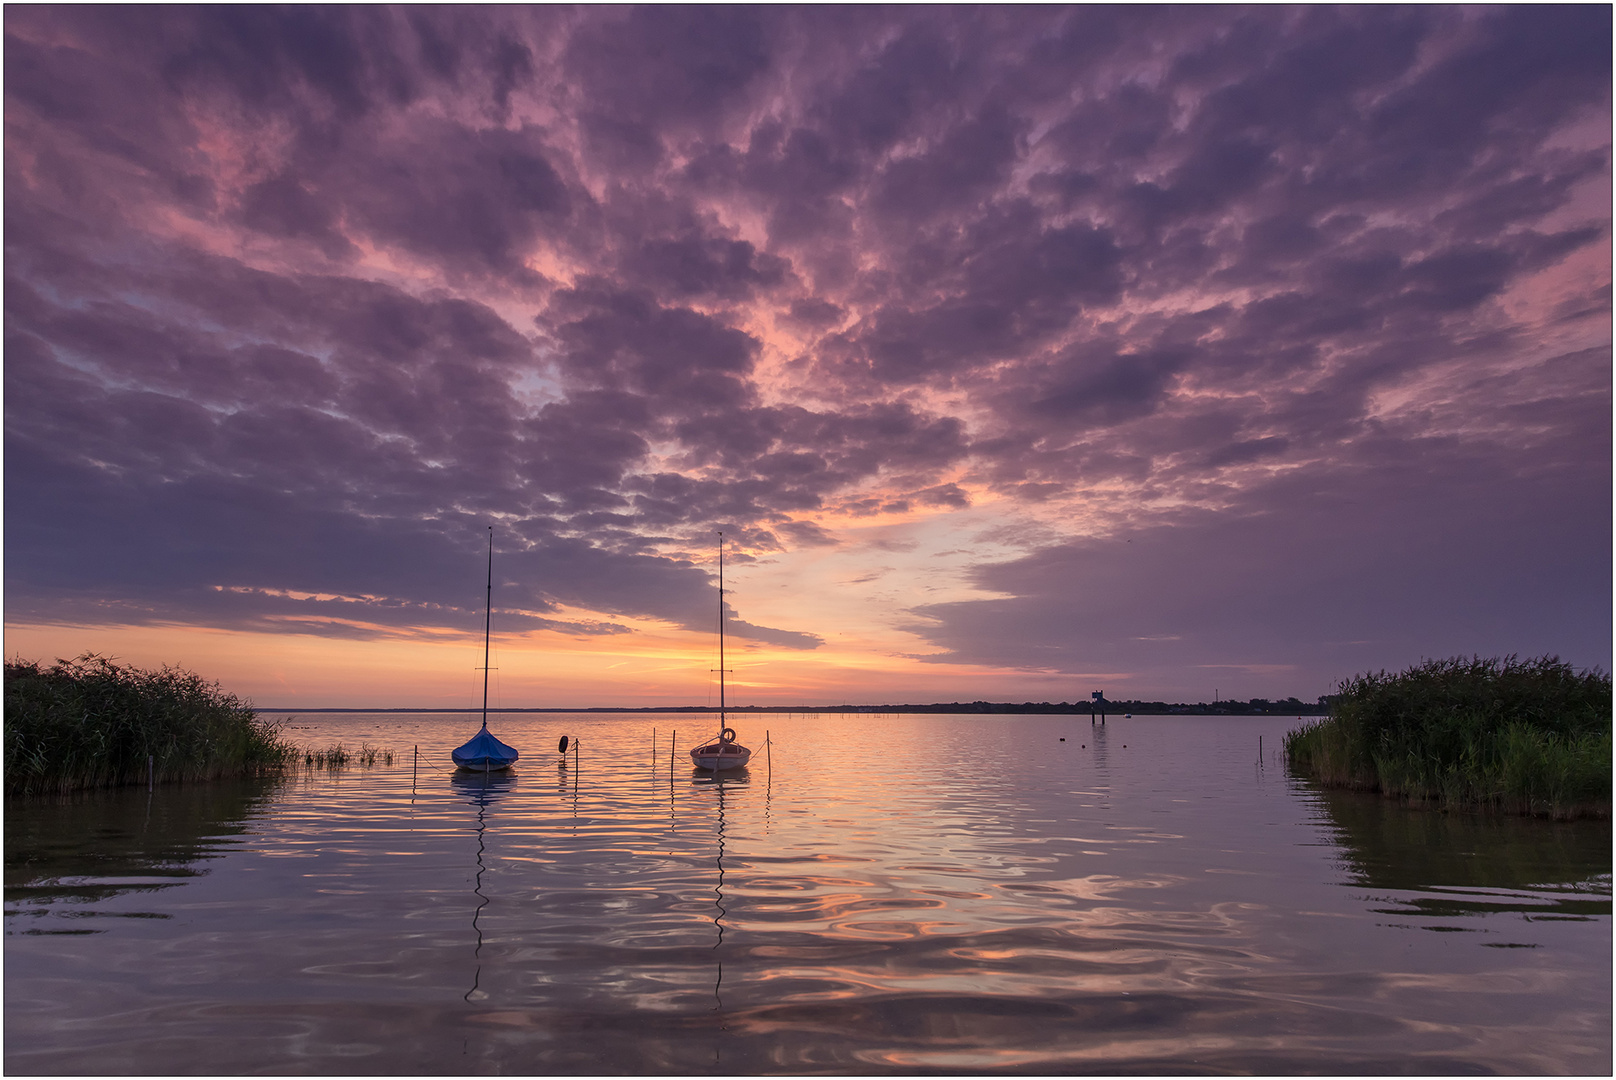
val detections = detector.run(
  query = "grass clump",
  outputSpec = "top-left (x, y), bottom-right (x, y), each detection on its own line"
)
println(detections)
top-left (1287, 655), bottom-right (1611, 819)
top-left (296, 742), bottom-right (394, 770)
top-left (5, 654), bottom-right (296, 796)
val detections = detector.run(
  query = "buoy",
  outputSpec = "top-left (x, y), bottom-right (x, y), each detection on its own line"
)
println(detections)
top-left (559, 735), bottom-right (570, 754)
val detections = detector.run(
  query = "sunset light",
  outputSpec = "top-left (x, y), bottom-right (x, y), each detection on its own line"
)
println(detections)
top-left (5, 6), bottom-right (1608, 708)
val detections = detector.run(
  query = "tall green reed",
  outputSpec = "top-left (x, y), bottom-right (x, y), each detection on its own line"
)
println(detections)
top-left (5, 654), bottom-right (297, 795)
top-left (1286, 655), bottom-right (1610, 818)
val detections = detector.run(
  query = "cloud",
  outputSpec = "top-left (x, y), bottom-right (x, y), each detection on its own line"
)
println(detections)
top-left (908, 417), bottom-right (1612, 695)
top-left (4, 6), bottom-right (1608, 694)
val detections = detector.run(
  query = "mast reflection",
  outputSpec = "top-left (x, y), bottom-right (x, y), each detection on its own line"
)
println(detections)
top-left (450, 770), bottom-right (515, 1002)
top-left (712, 772), bottom-right (729, 1013)
top-left (690, 769), bottom-right (749, 1006)
top-left (701, 768), bottom-right (746, 1065)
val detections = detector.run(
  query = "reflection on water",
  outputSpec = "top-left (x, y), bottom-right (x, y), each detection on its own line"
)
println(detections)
top-left (6, 778), bottom-right (278, 933)
top-left (1314, 786), bottom-right (1612, 929)
top-left (4, 713), bottom-right (1610, 1074)
top-left (448, 768), bottom-right (518, 809)
top-left (696, 769), bottom-right (742, 1067)
top-left (449, 770), bottom-right (516, 1002)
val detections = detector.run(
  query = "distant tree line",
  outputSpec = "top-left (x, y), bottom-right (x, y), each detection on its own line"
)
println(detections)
top-left (274, 698), bottom-right (1331, 715)
top-left (737, 697), bottom-right (1332, 715)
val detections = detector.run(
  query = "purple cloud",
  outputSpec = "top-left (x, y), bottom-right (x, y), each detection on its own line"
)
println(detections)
top-left (5, 6), bottom-right (1608, 696)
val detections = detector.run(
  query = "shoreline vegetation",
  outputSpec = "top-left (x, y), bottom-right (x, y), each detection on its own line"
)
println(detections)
top-left (5, 655), bottom-right (295, 796)
top-left (1285, 655), bottom-right (1611, 820)
top-left (4, 656), bottom-right (392, 796)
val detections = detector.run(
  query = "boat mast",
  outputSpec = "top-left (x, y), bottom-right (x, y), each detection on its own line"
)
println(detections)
top-left (482, 526), bottom-right (493, 731)
top-left (717, 532), bottom-right (725, 727)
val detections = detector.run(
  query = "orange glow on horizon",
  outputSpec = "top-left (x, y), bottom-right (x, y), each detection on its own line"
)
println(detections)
top-left (3, 615), bottom-right (1124, 711)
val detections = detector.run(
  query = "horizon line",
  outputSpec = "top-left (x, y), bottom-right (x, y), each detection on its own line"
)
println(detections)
top-left (259, 699), bottom-right (1330, 715)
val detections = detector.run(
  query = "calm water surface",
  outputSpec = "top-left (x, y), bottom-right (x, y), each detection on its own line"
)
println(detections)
top-left (6, 713), bottom-right (1610, 1074)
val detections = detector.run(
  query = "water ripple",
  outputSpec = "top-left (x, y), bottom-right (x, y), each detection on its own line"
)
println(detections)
top-left (5, 713), bottom-right (1609, 1073)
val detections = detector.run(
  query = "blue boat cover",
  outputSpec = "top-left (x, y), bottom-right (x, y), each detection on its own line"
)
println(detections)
top-left (452, 723), bottom-right (519, 769)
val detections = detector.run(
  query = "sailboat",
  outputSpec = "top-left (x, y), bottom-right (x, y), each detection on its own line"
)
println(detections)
top-left (452, 526), bottom-right (519, 772)
top-left (690, 532), bottom-right (752, 771)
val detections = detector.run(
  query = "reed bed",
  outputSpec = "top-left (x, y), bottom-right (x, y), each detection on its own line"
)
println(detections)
top-left (5, 654), bottom-right (297, 796)
top-left (1286, 655), bottom-right (1611, 819)
top-left (293, 742), bottom-right (395, 770)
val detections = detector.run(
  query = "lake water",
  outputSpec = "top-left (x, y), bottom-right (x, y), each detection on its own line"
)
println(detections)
top-left (6, 712), bottom-right (1610, 1074)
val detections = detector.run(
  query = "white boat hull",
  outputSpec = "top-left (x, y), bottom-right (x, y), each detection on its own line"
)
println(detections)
top-left (689, 744), bottom-right (751, 770)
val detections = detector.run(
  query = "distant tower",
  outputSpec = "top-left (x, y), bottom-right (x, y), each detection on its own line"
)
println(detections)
top-left (1091, 690), bottom-right (1106, 725)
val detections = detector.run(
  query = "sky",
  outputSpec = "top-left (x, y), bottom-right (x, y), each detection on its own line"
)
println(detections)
top-left (5, 6), bottom-right (1611, 709)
